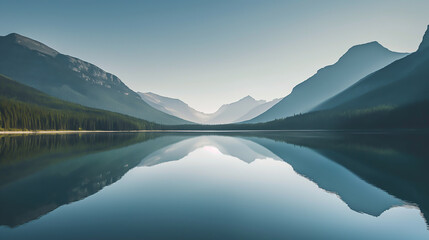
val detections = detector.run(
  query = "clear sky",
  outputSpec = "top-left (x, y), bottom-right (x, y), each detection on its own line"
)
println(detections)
top-left (1, 0), bottom-right (428, 113)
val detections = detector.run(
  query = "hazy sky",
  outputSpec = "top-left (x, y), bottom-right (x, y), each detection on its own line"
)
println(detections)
top-left (1, 0), bottom-right (428, 113)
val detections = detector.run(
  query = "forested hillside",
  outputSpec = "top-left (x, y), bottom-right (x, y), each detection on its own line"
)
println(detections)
top-left (0, 75), bottom-right (159, 130)
top-left (0, 33), bottom-right (189, 125)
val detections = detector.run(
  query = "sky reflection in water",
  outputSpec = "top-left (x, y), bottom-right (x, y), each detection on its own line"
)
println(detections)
top-left (0, 133), bottom-right (427, 240)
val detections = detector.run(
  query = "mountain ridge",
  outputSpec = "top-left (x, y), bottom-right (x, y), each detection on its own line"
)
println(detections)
top-left (313, 25), bottom-right (429, 112)
top-left (418, 25), bottom-right (429, 51)
top-left (0, 33), bottom-right (189, 125)
top-left (138, 92), bottom-right (280, 124)
top-left (5, 33), bottom-right (59, 57)
top-left (246, 41), bottom-right (408, 123)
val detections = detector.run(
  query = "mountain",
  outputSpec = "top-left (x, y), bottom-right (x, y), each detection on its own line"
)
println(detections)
top-left (208, 95), bottom-right (268, 124)
top-left (138, 92), bottom-right (281, 124)
top-left (247, 42), bottom-right (408, 123)
top-left (138, 92), bottom-right (211, 123)
top-left (0, 74), bottom-right (158, 130)
top-left (314, 25), bottom-right (429, 112)
top-left (234, 98), bottom-right (281, 122)
top-left (0, 33), bottom-right (189, 125)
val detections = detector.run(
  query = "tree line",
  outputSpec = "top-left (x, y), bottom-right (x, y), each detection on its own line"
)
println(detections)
top-left (0, 97), bottom-right (158, 130)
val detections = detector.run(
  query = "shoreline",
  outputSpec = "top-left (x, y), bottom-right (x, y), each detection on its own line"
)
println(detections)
top-left (0, 129), bottom-right (425, 135)
top-left (0, 130), bottom-right (146, 135)
top-left (0, 129), bottom-right (291, 135)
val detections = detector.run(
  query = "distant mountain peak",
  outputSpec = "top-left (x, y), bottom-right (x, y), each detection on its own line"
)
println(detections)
top-left (241, 95), bottom-right (256, 101)
top-left (418, 25), bottom-right (429, 51)
top-left (4, 33), bottom-right (58, 57)
top-left (247, 39), bottom-right (407, 123)
top-left (329, 41), bottom-right (401, 67)
top-left (219, 95), bottom-right (256, 108)
top-left (138, 91), bottom-right (279, 124)
top-left (356, 41), bottom-right (381, 47)
top-left (344, 41), bottom-right (390, 55)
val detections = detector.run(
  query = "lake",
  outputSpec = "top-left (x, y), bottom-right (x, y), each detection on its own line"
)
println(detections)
top-left (0, 131), bottom-right (428, 239)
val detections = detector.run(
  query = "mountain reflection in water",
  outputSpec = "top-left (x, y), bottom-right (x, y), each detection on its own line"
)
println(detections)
top-left (0, 131), bottom-right (428, 239)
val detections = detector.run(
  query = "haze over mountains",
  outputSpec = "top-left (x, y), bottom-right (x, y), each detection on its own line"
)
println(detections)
top-left (202, 96), bottom-right (281, 124)
top-left (222, 25), bottom-right (429, 130)
top-left (139, 92), bottom-right (281, 124)
top-left (0, 33), bottom-right (188, 125)
top-left (314, 25), bottom-right (429, 112)
top-left (247, 41), bottom-right (408, 123)
top-left (138, 92), bottom-right (211, 124)
top-left (1, 25), bottom-right (428, 130)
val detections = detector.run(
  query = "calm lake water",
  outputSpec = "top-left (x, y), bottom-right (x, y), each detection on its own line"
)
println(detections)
top-left (0, 131), bottom-right (428, 239)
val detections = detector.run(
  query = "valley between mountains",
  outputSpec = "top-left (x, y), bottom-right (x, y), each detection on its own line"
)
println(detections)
top-left (1, 25), bottom-right (429, 130)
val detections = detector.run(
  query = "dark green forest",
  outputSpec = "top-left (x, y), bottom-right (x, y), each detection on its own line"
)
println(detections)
top-left (0, 75), bottom-right (159, 130)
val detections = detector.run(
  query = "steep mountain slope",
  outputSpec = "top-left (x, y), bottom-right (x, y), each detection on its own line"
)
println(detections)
top-left (314, 25), bottom-right (429, 112)
top-left (138, 92), bottom-right (279, 124)
top-left (0, 33), bottom-right (188, 125)
top-left (247, 42), bottom-right (407, 123)
top-left (0, 75), bottom-right (158, 130)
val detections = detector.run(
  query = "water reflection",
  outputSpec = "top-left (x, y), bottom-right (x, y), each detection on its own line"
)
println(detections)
top-left (0, 133), bottom-right (184, 226)
top-left (258, 131), bottom-right (429, 221)
top-left (247, 136), bottom-right (404, 216)
top-left (0, 132), bottom-right (428, 239)
top-left (140, 135), bottom-right (281, 166)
